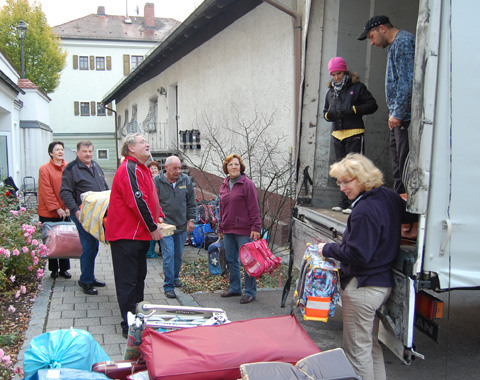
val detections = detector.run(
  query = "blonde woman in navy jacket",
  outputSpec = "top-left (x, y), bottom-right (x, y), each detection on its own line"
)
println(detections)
top-left (318, 153), bottom-right (415, 380)
top-left (218, 154), bottom-right (261, 305)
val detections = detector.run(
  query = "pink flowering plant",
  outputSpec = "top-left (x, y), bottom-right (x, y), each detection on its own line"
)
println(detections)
top-left (0, 184), bottom-right (44, 379)
top-left (0, 188), bottom-right (45, 291)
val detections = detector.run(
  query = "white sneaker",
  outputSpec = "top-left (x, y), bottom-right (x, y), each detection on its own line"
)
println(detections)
top-left (342, 208), bottom-right (352, 215)
top-left (332, 206), bottom-right (343, 212)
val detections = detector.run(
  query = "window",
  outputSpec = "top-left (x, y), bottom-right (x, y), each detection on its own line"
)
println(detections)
top-left (97, 149), bottom-right (108, 160)
top-left (131, 56), bottom-right (144, 71)
top-left (79, 56), bottom-right (88, 70)
top-left (97, 103), bottom-right (106, 116)
top-left (80, 102), bottom-right (90, 116)
top-left (96, 57), bottom-right (105, 70)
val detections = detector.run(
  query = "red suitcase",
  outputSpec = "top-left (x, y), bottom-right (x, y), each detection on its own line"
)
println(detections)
top-left (140, 314), bottom-right (321, 380)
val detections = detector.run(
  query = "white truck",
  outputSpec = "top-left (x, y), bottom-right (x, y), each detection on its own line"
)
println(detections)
top-left (292, 0), bottom-right (479, 363)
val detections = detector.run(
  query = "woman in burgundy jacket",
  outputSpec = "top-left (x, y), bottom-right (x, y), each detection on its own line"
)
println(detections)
top-left (218, 154), bottom-right (261, 305)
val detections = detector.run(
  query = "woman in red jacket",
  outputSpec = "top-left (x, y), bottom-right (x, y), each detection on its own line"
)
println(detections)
top-left (218, 154), bottom-right (261, 304)
top-left (38, 141), bottom-right (71, 279)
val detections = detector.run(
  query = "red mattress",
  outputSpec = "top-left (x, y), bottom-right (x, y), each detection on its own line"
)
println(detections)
top-left (140, 314), bottom-right (321, 380)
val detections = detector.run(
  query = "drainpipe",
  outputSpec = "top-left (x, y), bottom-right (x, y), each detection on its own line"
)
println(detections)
top-left (103, 105), bottom-right (120, 168)
top-left (261, 0), bottom-right (302, 171)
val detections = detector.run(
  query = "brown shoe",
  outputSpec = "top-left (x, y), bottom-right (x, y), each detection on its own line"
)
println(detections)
top-left (221, 291), bottom-right (242, 298)
top-left (240, 295), bottom-right (255, 304)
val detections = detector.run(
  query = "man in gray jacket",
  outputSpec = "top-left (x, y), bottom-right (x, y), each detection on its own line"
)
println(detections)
top-left (60, 140), bottom-right (109, 295)
top-left (153, 156), bottom-right (196, 299)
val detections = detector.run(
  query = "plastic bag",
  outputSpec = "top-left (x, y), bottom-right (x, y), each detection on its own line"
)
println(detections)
top-left (24, 368), bottom-right (111, 380)
top-left (23, 328), bottom-right (111, 378)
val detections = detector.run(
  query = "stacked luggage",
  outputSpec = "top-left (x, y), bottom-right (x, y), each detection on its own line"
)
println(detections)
top-left (189, 199), bottom-right (219, 249)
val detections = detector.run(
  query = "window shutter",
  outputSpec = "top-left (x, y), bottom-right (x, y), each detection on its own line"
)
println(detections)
top-left (123, 55), bottom-right (130, 76)
top-left (73, 55), bottom-right (78, 69)
top-left (74, 101), bottom-right (79, 116)
top-left (107, 103), bottom-right (113, 115)
top-left (90, 56), bottom-right (95, 70)
top-left (106, 56), bottom-right (112, 70)
top-left (91, 101), bottom-right (96, 116)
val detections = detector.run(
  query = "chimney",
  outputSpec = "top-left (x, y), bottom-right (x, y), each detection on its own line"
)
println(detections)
top-left (144, 3), bottom-right (155, 28)
top-left (97, 6), bottom-right (106, 16)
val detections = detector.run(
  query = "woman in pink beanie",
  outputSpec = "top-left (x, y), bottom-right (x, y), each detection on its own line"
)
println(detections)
top-left (323, 57), bottom-right (378, 213)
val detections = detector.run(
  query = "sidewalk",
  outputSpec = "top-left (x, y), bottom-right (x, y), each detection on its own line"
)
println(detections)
top-left (15, 242), bottom-right (183, 373)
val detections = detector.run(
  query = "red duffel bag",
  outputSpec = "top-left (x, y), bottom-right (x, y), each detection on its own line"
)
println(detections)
top-left (140, 315), bottom-right (320, 380)
top-left (41, 221), bottom-right (82, 259)
top-left (239, 239), bottom-right (281, 278)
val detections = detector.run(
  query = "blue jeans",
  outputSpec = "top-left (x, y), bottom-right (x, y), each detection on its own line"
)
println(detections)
top-left (223, 233), bottom-right (257, 297)
top-left (71, 214), bottom-right (99, 284)
top-left (160, 231), bottom-right (187, 291)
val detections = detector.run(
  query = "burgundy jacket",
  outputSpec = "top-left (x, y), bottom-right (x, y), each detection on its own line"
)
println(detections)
top-left (218, 174), bottom-right (261, 236)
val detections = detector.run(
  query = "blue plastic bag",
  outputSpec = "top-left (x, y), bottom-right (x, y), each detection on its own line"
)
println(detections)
top-left (24, 368), bottom-right (111, 380)
top-left (23, 328), bottom-right (111, 378)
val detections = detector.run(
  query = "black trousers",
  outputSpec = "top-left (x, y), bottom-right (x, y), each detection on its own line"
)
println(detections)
top-left (389, 122), bottom-right (410, 194)
top-left (333, 134), bottom-right (364, 208)
top-left (39, 215), bottom-right (70, 273)
top-left (110, 239), bottom-right (149, 332)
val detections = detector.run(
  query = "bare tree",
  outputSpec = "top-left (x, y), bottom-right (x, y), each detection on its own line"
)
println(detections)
top-left (177, 106), bottom-right (294, 248)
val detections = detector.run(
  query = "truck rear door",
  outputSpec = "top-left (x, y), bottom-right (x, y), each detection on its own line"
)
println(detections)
top-left (406, 0), bottom-right (480, 290)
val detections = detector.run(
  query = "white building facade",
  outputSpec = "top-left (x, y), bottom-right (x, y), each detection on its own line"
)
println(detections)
top-left (1, 49), bottom-right (53, 192)
top-left (103, 0), bottom-right (297, 177)
top-left (50, 4), bottom-right (180, 170)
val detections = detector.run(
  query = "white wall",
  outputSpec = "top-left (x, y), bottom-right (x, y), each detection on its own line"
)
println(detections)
top-left (19, 88), bottom-right (53, 180)
top-left (116, 1), bottom-right (296, 173)
top-left (0, 54), bottom-right (22, 185)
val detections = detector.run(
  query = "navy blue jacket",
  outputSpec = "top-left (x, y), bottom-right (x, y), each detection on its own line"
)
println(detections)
top-left (323, 186), bottom-right (414, 289)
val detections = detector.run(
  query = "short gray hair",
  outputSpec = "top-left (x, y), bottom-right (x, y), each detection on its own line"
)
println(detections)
top-left (165, 155), bottom-right (181, 166)
top-left (120, 133), bottom-right (143, 157)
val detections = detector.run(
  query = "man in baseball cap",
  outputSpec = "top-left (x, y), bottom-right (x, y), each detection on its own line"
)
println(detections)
top-left (357, 15), bottom-right (391, 41)
top-left (357, 15), bottom-right (415, 195)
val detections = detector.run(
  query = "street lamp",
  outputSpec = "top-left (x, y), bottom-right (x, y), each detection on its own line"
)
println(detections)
top-left (16, 20), bottom-right (27, 79)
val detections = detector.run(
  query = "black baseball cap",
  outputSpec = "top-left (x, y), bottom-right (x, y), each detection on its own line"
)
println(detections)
top-left (357, 15), bottom-right (390, 40)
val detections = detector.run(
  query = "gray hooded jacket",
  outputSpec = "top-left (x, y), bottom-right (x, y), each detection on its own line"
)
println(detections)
top-left (153, 171), bottom-right (196, 233)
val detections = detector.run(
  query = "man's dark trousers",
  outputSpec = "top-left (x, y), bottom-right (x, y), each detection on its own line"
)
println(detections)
top-left (110, 239), bottom-right (150, 334)
top-left (389, 121), bottom-right (410, 194)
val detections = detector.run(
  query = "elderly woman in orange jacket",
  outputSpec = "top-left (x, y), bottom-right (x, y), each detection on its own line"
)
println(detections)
top-left (38, 141), bottom-right (71, 279)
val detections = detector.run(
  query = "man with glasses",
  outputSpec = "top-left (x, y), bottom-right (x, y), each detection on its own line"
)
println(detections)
top-left (105, 133), bottom-right (164, 338)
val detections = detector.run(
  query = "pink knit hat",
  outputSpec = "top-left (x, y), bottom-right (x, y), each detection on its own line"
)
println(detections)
top-left (328, 57), bottom-right (347, 75)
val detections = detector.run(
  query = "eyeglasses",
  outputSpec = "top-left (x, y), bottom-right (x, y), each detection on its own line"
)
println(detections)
top-left (336, 178), bottom-right (355, 187)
